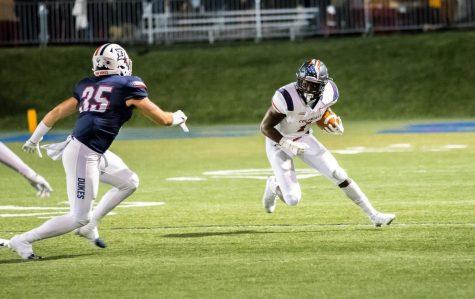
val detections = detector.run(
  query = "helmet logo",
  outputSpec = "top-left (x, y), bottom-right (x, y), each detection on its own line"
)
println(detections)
top-left (314, 60), bottom-right (321, 80)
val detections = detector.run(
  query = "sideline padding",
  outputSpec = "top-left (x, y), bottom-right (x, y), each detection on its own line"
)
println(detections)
top-left (0, 125), bottom-right (259, 143)
top-left (379, 121), bottom-right (475, 134)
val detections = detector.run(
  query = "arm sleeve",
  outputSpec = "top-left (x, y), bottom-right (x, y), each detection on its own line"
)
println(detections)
top-left (271, 91), bottom-right (288, 115)
top-left (124, 76), bottom-right (148, 100)
top-left (321, 80), bottom-right (339, 106)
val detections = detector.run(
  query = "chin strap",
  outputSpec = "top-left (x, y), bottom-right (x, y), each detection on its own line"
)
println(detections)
top-left (297, 89), bottom-right (320, 108)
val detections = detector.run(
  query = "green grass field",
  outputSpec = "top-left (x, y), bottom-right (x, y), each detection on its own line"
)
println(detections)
top-left (0, 121), bottom-right (474, 298)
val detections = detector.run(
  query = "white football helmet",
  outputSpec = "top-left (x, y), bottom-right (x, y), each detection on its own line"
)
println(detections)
top-left (92, 43), bottom-right (132, 76)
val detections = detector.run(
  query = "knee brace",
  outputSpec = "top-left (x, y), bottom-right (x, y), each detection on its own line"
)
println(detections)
top-left (332, 167), bottom-right (350, 187)
top-left (118, 171), bottom-right (139, 191)
top-left (127, 172), bottom-right (140, 190)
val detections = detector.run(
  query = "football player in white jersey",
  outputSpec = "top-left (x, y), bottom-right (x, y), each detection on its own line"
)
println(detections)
top-left (260, 59), bottom-right (395, 227)
top-left (0, 141), bottom-right (52, 198)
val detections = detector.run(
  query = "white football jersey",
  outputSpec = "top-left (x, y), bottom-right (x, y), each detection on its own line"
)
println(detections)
top-left (271, 80), bottom-right (339, 139)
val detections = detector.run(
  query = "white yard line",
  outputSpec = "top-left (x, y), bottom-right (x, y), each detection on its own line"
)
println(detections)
top-left (0, 201), bottom-right (165, 219)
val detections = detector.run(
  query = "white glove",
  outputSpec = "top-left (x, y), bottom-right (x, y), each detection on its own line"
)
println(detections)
top-left (22, 140), bottom-right (43, 158)
top-left (323, 117), bottom-right (344, 135)
top-left (279, 138), bottom-right (309, 155)
top-left (28, 174), bottom-right (53, 198)
top-left (22, 121), bottom-right (51, 157)
top-left (171, 110), bottom-right (189, 132)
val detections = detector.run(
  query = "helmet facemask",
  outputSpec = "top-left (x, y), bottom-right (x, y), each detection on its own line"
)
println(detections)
top-left (297, 78), bottom-right (326, 106)
top-left (119, 57), bottom-right (132, 76)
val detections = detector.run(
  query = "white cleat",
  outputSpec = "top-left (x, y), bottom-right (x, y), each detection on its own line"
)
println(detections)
top-left (0, 238), bottom-right (10, 248)
top-left (8, 235), bottom-right (41, 260)
top-left (370, 212), bottom-right (396, 227)
top-left (75, 225), bottom-right (107, 249)
top-left (262, 176), bottom-right (278, 213)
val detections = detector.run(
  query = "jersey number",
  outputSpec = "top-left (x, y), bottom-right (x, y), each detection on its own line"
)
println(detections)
top-left (79, 86), bottom-right (113, 113)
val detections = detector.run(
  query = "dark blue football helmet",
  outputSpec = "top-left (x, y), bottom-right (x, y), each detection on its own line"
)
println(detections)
top-left (296, 59), bottom-right (330, 106)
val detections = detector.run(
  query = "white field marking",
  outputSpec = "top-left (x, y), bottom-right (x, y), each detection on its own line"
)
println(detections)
top-left (0, 206), bottom-right (68, 211)
top-left (0, 212), bottom-right (64, 218)
top-left (444, 144), bottom-right (468, 149)
top-left (0, 201), bottom-right (165, 219)
top-left (117, 201), bottom-right (165, 208)
top-left (203, 168), bottom-right (320, 180)
top-left (388, 143), bottom-right (412, 148)
top-left (36, 212), bottom-right (118, 220)
top-left (333, 144), bottom-right (468, 155)
top-left (421, 144), bottom-right (469, 152)
top-left (56, 201), bottom-right (166, 209)
top-left (166, 177), bottom-right (207, 182)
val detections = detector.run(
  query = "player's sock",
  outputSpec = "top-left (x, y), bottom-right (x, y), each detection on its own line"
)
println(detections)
top-left (91, 186), bottom-right (136, 223)
top-left (341, 181), bottom-right (377, 217)
top-left (19, 214), bottom-right (85, 243)
top-left (0, 142), bottom-right (37, 180)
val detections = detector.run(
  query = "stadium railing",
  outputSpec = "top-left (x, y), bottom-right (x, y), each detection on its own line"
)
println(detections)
top-left (0, 0), bottom-right (474, 46)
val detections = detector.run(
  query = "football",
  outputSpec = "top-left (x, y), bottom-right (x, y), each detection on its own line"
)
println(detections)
top-left (316, 108), bottom-right (341, 130)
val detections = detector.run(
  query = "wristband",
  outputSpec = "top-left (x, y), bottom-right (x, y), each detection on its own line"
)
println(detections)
top-left (30, 121), bottom-right (51, 143)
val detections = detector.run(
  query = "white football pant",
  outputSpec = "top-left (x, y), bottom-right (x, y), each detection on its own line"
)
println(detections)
top-left (17, 138), bottom-right (138, 243)
top-left (266, 134), bottom-right (377, 216)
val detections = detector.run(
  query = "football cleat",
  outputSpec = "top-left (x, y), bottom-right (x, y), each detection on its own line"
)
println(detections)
top-left (8, 236), bottom-right (39, 260)
top-left (26, 253), bottom-right (42, 260)
top-left (75, 225), bottom-right (107, 249)
top-left (0, 238), bottom-right (10, 248)
top-left (262, 176), bottom-right (278, 213)
top-left (370, 212), bottom-right (396, 227)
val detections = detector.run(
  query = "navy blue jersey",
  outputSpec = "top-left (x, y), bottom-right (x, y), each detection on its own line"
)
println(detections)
top-left (71, 75), bottom-right (148, 153)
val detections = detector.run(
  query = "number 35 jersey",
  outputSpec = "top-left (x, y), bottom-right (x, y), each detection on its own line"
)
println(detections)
top-left (271, 81), bottom-right (339, 140)
top-left (72, 75), bottom-right (148, 154)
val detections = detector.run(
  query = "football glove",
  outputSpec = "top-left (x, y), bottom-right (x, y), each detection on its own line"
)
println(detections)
top-left (171, 110), bottom-right (189, 132)
top-left (279, 138), bottom-right (309, 155)
top-left (22, 140), bottom-right (43, 158)
top-left (172, 110), bottom-right (187, 125)
top-left (323, 117), bottom-right (344, 135)
top-left (28, 174), bottom-right (53, 198)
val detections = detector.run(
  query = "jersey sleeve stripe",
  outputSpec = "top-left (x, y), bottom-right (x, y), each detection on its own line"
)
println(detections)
top-left (272, 101), bottom-right (282, 113)
top-left (278, 88), bottom-right (294, 111)
top-left (330, 81), bottom-right (339, 100)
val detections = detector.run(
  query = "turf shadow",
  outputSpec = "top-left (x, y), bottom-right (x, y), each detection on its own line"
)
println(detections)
top-left (162, 226), bottom-right (383, 238)
top-left (0, 253), bottom-right (94, 264)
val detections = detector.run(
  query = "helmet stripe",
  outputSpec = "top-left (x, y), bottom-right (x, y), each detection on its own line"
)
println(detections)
top-left (94, 46), bottom-right (101, 56)
top-left (99, 43), bottom-right (111, 55)
top-left (315, 60), bottom-right (321, 80)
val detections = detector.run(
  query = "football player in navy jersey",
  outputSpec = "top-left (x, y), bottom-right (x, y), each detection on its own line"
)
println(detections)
top-left (0, 43), bottom-right (188, 260)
